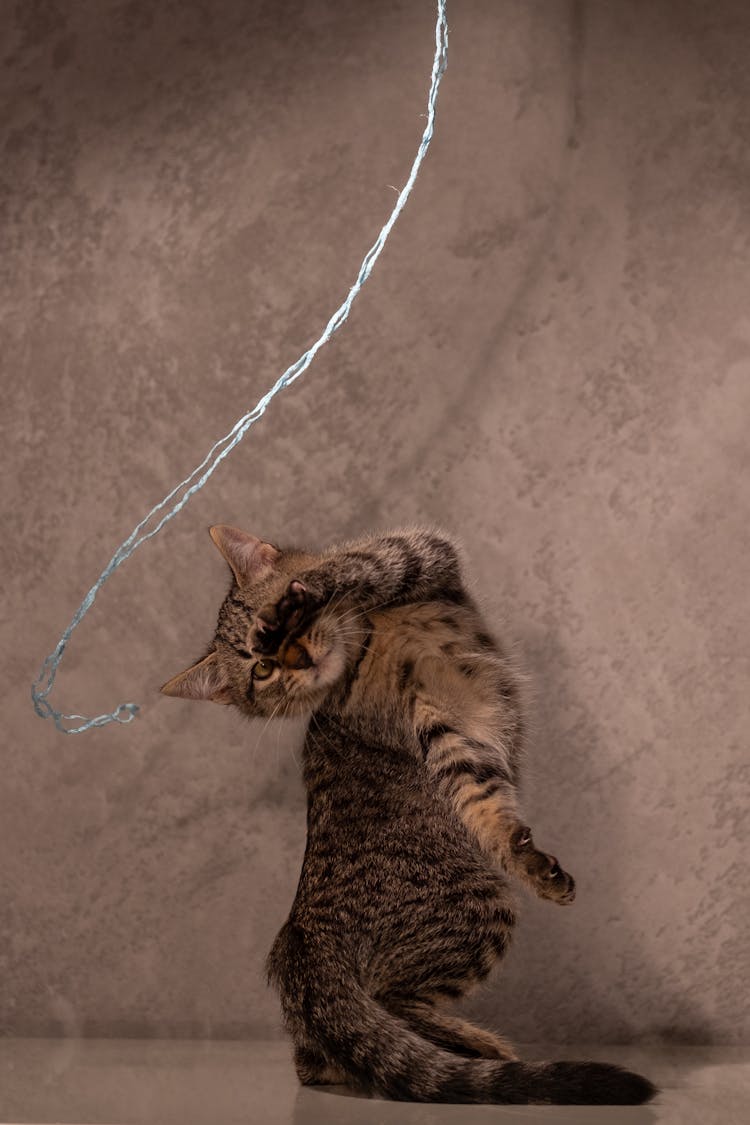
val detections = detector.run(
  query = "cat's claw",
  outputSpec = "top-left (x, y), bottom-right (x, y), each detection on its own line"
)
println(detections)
top-left (540, 858), bottom-right (576, 905)
top-left (511, 825), bottom-right (533, 851)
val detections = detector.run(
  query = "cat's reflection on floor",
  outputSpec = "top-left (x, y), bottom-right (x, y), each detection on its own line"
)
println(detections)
top-left (293, 1082), bottom-right (660, 1125)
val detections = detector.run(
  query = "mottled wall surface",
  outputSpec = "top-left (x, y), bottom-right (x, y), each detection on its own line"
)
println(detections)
top-left (1, 0), bottom-right (748, 1044)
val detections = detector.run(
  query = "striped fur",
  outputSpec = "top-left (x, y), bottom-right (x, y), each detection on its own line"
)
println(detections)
top-left (161, 526), bottom-right (655, 1105)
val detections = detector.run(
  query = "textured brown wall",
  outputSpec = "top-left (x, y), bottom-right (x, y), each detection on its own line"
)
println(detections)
top-left (2, 0), bottom-right (748, 1044)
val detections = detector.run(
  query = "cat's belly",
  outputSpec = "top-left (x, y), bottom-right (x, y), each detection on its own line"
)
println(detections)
top-left (339, 601), bottom-right (520, 761)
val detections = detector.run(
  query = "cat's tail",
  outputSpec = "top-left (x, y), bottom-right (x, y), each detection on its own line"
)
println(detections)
top-left (270, 930), bottom-right (656, 1106)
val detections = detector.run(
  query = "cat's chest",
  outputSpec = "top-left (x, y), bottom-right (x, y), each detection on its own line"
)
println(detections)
top-left (342, 603), bottom-right (499, 744)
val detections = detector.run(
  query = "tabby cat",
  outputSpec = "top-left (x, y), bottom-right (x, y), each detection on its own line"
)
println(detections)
top-left (161, 525), bottom-right (655, 1105)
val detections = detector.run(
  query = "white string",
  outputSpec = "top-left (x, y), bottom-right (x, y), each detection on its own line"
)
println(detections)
top-left (31, 0), bottom-right (449, 734)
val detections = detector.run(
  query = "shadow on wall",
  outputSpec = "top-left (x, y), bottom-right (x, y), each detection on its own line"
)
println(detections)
top-left (455, 602), bottom-right (718, 1049)
top-left (496, 624), bottom-right (717, 1048)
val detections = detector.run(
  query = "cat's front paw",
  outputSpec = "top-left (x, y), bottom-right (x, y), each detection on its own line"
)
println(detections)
top-left (253, 580), bottom-right (309, 654)
top-left (509, 826), bottom-right (576, 905)
top-left (535, 856), bottom-right (576, 905)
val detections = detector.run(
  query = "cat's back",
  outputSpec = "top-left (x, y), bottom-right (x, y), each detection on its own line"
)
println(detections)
top-left (270, 716), bottom-right (513, 1006)
top-left (294, 715), bottom-right (507, 924)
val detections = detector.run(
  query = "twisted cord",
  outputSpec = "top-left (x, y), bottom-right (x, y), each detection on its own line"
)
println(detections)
top-left (32, 0), bottom-right (449, 734)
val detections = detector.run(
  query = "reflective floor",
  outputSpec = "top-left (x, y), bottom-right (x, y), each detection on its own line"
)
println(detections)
top-left (0, 1039), bottom-right (747, 1125)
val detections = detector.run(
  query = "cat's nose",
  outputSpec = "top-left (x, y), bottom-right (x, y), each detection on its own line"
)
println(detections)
top-left (283, 642), bottom-right (312, 670)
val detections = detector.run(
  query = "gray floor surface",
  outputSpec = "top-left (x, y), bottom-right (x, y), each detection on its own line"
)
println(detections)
top-left (0, 1039), bottom-right (747, 1125)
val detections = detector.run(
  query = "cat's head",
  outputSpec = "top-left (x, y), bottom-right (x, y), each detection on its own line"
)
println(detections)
top-left (160, 525), bottom-right (356, 718)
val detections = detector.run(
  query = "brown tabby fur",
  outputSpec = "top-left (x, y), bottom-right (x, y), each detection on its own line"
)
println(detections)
top-left (161, 526), bottom-right (655, 1105)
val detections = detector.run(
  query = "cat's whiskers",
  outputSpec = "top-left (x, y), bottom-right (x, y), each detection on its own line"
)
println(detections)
top-left (330, 627), bottom-right (373, 647)
top-left (309, 711), bottom-right (341, 760)
top-left (274, 705), bottom-right (287, 773)
top-left (335, 595), bottom-right (398, 627)
top-left (323, 590), bottom-right (351, 620)
top-left (287, 725), bottom-right (301, 770)
top-left (253, 696), bottom-right (286, 754)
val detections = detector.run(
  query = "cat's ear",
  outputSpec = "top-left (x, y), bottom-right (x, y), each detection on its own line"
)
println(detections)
top-left (209, 525), bottom-right (281, 584)
top-left (160, 652), bottom-right (233, 704)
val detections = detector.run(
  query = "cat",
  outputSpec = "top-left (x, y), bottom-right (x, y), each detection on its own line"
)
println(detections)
top-left (161, 524), bottom-right (655, 1105)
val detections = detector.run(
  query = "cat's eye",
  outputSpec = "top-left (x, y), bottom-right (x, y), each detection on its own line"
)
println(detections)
top-left (252, 659), bottom-right (276, 681)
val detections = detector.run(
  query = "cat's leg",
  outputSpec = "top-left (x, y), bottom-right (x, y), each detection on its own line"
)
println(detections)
top-left (422, 729), bottom-right (576, 905)
top-left (384, 998), bottom-right (518, 1061)
top-left (457, 785), bottom-right (575, 905)
top-left (299, 529), bottom-right (465, 611)
top-left (252, 530), bottom-right (465, 652)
